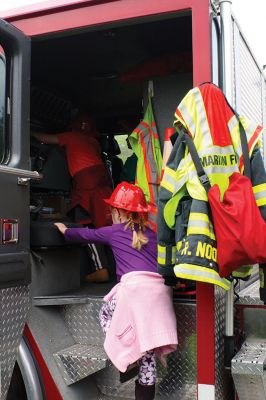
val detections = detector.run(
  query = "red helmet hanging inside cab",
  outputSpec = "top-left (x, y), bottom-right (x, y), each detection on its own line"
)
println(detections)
top-left (104, 182), bottom-right (154, 213)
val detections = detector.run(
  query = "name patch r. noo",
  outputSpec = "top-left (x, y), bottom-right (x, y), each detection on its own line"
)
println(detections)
top-left (177, 235), bottom-right (218, 269)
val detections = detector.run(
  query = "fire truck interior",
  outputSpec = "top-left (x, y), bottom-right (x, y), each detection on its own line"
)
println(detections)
top-left (0, 3), bottom-right (264, 399)
top-left (29, 13), bottom-right (193, 291)
top-left (25, 13), bottom-right (197, 400)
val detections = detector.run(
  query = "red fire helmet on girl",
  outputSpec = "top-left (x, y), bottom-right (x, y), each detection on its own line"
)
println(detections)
top-left (104, 182), bottom-right (154, 213)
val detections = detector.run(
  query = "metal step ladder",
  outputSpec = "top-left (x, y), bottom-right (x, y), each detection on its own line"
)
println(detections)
top-left (33, 283), bottom-right (113, 385)
top-left (232, 340), bottom-right (266, 400)
top-left (32, 284), bottom-right (194, 399)
top-left (53, 343), bottom-right (109, 385)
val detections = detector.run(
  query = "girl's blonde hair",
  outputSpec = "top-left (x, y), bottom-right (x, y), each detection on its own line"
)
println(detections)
top-left (125, 212), bottom-right (149, 251)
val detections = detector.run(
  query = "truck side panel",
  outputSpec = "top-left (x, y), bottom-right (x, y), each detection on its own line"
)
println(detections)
top-left (232, 16), bottom-right (266, 160)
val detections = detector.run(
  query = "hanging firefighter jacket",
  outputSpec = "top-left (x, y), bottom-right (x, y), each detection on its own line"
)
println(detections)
top-left (129, 95), bottom-right (162, 232)
top-left (157, 82), bottom-right (266, 290)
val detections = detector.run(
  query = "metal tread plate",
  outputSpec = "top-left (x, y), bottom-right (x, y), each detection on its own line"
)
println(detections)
top-left (33, 282), bottom-right (116, 306)
top-left (0, 286), bottom-right (30, 400)
top-left (33, 295), bottom-right (91, 306)
top-left (232, 341), bottom-right (266, 400)
top-left (54, 343), bottom-right (108, 385)
top-left (237, 280), bottom-right (263, 306)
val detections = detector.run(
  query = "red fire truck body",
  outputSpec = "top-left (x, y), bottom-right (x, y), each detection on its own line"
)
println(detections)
top-left (0, 1), bottom-right (264, 399)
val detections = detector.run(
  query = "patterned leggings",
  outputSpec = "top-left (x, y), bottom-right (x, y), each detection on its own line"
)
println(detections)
top-left (99, 299), bottom-right (157, 385)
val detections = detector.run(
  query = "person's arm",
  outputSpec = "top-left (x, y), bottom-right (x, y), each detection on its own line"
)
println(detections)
top-left (54, 223), bottom-right (67, 234)
top-left (54, 222), bottom-right (112, 245)
top-left (31, 132), bottom-right (59, 145)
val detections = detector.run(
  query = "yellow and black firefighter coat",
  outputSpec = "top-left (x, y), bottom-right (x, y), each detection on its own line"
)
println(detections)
top-left (157, 83), bottom-right (266, 290)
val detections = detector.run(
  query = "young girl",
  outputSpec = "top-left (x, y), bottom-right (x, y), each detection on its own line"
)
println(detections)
top-left (55, 182), bottom-right (177, 400)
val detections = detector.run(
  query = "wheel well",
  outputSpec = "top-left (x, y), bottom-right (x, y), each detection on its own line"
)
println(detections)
top-left (6, 362), bottom-right (27, 400)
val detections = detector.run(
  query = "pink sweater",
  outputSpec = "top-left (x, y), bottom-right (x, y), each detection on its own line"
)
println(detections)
top-left (103, 271), bottom-right (178, 372)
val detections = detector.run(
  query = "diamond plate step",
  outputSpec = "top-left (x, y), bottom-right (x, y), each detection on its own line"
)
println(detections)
top-left (53, 343), bottom-right (109, 385)
top-left (237, 280), bottom-right (263, 306)
top-left (33, 282), bottom-right (115, 306)
top-left (33, 294), bottom-right (92, 306)
top-left (232, 340), bottom-right (266, 400)
top-left (62, 297), bottom-right (105, 346)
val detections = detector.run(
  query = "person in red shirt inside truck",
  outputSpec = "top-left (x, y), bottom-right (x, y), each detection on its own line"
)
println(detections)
top-left (32, 111), bottom-right (112, 282)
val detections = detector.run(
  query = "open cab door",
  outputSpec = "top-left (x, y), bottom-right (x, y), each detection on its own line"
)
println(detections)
top-left (0, 18), bottom-right (35, 399)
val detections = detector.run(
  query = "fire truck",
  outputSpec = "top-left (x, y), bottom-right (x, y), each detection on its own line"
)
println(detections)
top-left (0, 0), bottom-right (265, 399)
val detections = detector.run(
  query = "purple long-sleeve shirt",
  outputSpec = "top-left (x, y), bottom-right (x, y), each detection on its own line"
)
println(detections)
top-left (64, 223), bottom-right (157, 280)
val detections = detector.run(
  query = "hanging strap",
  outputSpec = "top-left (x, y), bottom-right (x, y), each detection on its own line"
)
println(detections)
top-left (180, 129), bottom-right (211, 192)
top-left (180, 116), bottom-right (251, 193)
top-left (238, 118), bottom-right (251, 179)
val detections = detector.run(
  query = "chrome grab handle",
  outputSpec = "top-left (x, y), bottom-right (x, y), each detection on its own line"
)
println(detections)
top-left (0, 165), bottom-right (42, 180)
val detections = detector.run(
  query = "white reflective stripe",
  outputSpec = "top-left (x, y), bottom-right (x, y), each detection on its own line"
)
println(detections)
top-left (164, 166), bottom-right (177, 179)
top-left (158, 246), bottom-right (176, 264)
top-left (228, 116), bottom-right (261, 160)
top-left (234, 142), bottom-right (242, 160)
top-left (242, 119), bottom-right (263, 152)
top-left (227, 114), bottom-right (238, 132)
top-left (150, 181), bottom-right (159, 201)
top-left (253, 183), bottom-right (266, 193)
top-left (161, 172), bottom-right (176, 192)
top-left (198, 145), bottom-right (235, 156)
top-left (178, 99), bottom-right (197, 134)
top-left (189, 164), bottom-right (238, 177)
top-left (227, 115), bottom-right (242, 159)
top-left (172, 175), bottom-right (187, 195)
top-left (89, 244), bottom-right (103, 270)
top-left (161, 171), bottom-right (187, 195)
top-left (192, 88), bottom-right (212, 147)
top-left (188, 220), bottom-right (209, 229)
top-left (253, 184), bottom-right (266, 204)
top-left (187, 227), bottom-right (215, 240)
top-left (254, 191), bottom-right (266, 201)
top-left (204, 165), bottom-right (238, 175)
top-left (198, 384), bottom-right (215, 400)
top-left (244, 118), bottom-right (258, 137)
top-left (158, 249), bottom-right (165, 259)
top-left (187, 219), bottom-right (215, 237)
top-left (189, 212), bottom-right (209, 222)
top-left (174, 264), bottom-right (231, 290)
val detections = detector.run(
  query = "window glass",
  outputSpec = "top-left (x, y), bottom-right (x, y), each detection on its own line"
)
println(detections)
top-left (116, 134), bottom-right (133, 162)
top-left (0, 46), bottom-right (5, 163)
top-left (116, 134), bottom-right (137, 184)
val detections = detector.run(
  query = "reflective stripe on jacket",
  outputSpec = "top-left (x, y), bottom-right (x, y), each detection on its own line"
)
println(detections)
top-left (158, 83), bottom-right (266, 289)
top-left (129, 95), bottom-right (162, 231)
